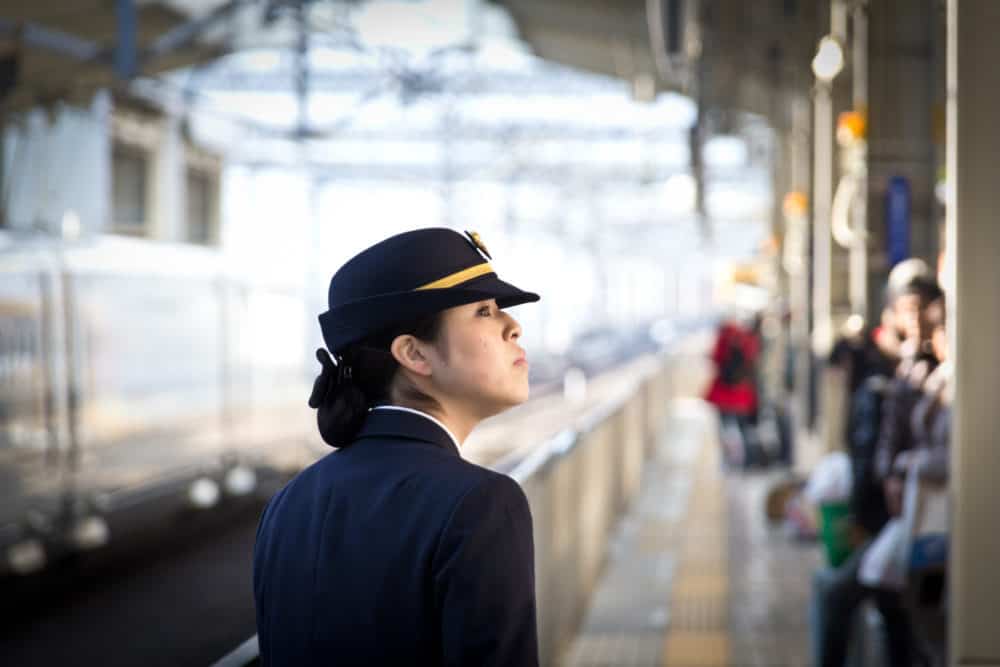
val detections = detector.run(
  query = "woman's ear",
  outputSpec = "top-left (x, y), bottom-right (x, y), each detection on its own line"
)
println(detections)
top-left (390, 334), bottom-right (433, 376)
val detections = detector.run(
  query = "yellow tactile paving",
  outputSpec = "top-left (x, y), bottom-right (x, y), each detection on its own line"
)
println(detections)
top-left (671, 573), bottom-right (729, 599)
top-left (662, 424), bottom-right (730, 667)
top-left (663, 632), bottom-right (730, 666)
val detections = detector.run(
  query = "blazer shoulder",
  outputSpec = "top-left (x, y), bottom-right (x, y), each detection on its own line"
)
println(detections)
top-left (440, 454), bottom-right (526, 497)
top-left (442, 467), bottom-right (532, 532)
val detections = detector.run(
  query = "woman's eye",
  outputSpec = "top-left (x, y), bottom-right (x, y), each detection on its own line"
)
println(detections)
top-left (477, 306), bottom-right (492, 317)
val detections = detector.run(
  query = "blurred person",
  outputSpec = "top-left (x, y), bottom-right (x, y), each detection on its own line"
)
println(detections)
top-left (879, 295), bottom-right (949, 515)
top-left (872, 306), bottom-right (902, 362)
top-left (705, 314), bottom-right (765, 467)
top-left (891, 297), bottom-right (950, 485)
top-left (875, 276), bottom-right (944, 497)
top-left (844, 258), bottom-right (929, 376)
top-left (254, 229), bottom-right (541, 667)
top-left (837, 305), bottom-right (905, 546)
top-left (886, 258), bottom-right (930, 307)
top-left (829, 311), bottom-right (898, 403)
top-left (815, 275), bottom-right (944, 667)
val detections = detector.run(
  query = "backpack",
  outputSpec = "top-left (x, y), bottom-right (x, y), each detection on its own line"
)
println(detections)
top-left (720, 341), bottom-right (749, 385)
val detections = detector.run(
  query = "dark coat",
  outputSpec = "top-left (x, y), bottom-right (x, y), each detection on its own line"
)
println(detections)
top-left (253, 408), bottom-right (539, 667)
top-left (874, 351), bottom-right (939, 482)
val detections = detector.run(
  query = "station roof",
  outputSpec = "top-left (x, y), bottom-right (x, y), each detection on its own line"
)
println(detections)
top-left (490, 1), bottom-right (664, 96)
top-left (0, 0), bottom-right (230, 114)
top-left (489, 0), bottom-right (820, 129)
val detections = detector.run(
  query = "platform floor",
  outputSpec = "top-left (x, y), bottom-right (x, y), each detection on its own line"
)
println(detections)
top-left (562, 397), bottom-right (822, 667)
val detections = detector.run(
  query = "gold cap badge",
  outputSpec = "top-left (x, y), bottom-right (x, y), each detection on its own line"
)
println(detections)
top-left (464, 230), bottom-right (492, 260)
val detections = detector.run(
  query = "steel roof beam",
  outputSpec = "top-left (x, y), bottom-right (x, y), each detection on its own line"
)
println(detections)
top-left (0, 19), bottom-right (106, 64)
top-left (190, 69), bottom-right (627, 95)
top-left (143, 0), bottom-right (252, 67)
top-left (228, 161), bottom-right (689, 183)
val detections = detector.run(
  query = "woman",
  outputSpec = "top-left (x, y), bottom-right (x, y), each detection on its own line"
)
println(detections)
top-left (705, 315), bottom-right (762, 467)
top-left (253, 228), bottom-right (541, 666)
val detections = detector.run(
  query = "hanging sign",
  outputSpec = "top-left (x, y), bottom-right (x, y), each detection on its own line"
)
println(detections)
top-left (886, 175), bottom-right (911, 267)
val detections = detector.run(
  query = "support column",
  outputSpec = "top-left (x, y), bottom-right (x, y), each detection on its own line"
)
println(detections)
top-left (811, 81), bottom-right (834, 358)
top-left (812, 0), bottom-right (849, 452)
top-left (865, 0), bottom-right (937, 316)
top-left (784, 96), bottom-right (813, 441)
top-left (947, 2), bottom-right (1000, 664)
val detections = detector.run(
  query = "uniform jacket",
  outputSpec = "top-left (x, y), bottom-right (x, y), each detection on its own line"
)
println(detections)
top-left (253, 407), bottom-right (539, 667)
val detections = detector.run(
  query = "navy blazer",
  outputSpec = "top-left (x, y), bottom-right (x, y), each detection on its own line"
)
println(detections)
top-left (253, 408), bottom-right (539, 666)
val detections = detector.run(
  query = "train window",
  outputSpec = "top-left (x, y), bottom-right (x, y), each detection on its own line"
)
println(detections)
top-left (111, 143), bottom-right (150, 235)
top-left (186, 168), bottom-right (217, 245)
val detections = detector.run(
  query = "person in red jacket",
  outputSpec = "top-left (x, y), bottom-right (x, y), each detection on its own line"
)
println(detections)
top-left (706, 316), bottom-right (762, 467)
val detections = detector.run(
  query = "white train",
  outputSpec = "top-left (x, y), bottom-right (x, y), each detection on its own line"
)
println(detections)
top-left (0, 232), bottom-right (324, 577)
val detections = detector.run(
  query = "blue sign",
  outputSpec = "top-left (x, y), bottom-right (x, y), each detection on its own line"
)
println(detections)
top-left (886, 175), bottom-right (911, 267)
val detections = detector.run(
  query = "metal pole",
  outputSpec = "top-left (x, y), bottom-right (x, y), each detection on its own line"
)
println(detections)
top-left (812, 80), bottom-right (834, 358)
top-left (294, 0), bottom-right (309, 138)
top-left (115, 0), bottom-right (137, 80)
top-left (813, 0), bottom-right (848, 353)
top-left (850, 1), bottom-right (869, 321)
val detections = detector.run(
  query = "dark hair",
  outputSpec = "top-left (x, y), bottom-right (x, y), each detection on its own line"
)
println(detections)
top-left (926, 295), bottom-right (946, 329)
top-left (308, 313), bottom-right (445, 447)
top-left (898, 275), bottom-right (944, 305)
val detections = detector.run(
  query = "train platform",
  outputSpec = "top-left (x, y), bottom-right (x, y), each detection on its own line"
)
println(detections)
top-left (562, 397), bottom-right (822, 667)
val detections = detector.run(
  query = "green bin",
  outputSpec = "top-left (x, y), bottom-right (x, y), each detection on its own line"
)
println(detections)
top-left (819, 501), bottom-right (853, 567)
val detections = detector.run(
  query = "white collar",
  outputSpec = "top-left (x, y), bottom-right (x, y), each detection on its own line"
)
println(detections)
top-left (370, 405), bottom-right (462, 451)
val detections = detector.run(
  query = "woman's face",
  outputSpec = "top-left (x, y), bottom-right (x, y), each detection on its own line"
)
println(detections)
top-left (931, 325), bottom-right (948, 362)
top-left (424, 299), bottom-right (529, 419)
top-left (894, 293), bottom-right (922, 342)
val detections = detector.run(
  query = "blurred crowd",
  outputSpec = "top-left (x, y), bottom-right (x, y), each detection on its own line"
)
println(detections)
top-left (812, 259), bottom-right (949, 667)
top-left (707, 258), bottom-right (951, 666)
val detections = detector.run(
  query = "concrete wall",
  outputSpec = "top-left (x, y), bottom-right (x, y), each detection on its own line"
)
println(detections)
top-left (1, 91), bottom-right (219, 244)
top-left (2, 92), bottom-right (111, 236)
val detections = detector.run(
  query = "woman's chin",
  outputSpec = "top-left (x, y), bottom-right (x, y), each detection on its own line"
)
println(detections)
top-left (494, 385), bottom-right (530, 412)
top-left (512, 378), bottom-right (531, 404)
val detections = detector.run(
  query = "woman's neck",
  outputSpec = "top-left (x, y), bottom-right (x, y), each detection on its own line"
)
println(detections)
top-left (389, 399), bottom-right (479, 446)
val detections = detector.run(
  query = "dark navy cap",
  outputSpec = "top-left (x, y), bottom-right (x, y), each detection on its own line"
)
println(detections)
top-left (319, 228), bottom-right (540, 353)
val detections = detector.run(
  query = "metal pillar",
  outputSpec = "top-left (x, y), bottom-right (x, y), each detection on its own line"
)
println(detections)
top-left (865, 0), bottom-right (938, 311)
top-left (781, 95), bottom-right (812, 440)
top-left (812, 0), bottom-right (847, 358)
top-left (947, 1), bottom-right (1000, 664)
top-left (812, 81), bottom-right (835, 359)
top-left (849, 2), bottom-right (868, 319)
top-left (689, 104), bottom-right (708, 243)
top-left (811, 1), bottom-right (849, 452)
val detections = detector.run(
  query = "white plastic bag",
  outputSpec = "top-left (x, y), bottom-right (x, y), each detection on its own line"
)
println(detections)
top-left (858, 518), bottom-right (909, 590)
top-left (802, 451), bottom-right (853, 505)
top-left (858, 466), bottom-right (949, 588)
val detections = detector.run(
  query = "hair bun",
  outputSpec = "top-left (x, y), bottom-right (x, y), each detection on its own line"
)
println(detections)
top-left (308, 348), bottom-right (336, 409)
top-left (309, 347), bottom-right (368, 447)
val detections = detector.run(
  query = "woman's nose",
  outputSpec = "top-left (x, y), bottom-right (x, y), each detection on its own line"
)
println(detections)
top-left (504, 312), bottom-right (522, 341)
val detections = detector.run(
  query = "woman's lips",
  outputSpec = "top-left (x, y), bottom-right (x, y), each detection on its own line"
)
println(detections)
top-left (514, 355), bottom-right (528, 367)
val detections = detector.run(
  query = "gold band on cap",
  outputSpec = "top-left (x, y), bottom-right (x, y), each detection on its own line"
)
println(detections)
top-left (416, 263), bottom-right (494, 290)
